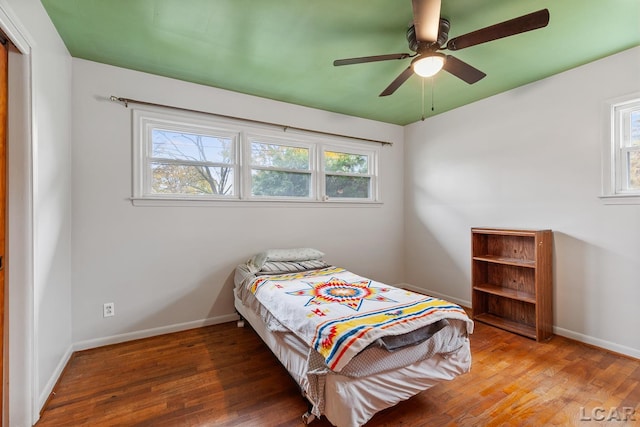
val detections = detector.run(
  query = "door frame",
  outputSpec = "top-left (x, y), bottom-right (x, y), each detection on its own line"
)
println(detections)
top-left (0, 35), bottom-right (7, 426)
top-left (0, 3), bottom-right (35, 426)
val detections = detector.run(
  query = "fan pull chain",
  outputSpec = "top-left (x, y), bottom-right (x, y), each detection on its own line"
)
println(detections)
top-left (431, 76), bottom-right (435, 112)
top-left (421, 78), bottom-right (425, 121)
top-left (421, 77), bottom-right (436, 121)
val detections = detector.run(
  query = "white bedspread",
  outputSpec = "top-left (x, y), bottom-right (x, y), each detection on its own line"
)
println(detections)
top-left (246, 266), bottom-right (473, 372)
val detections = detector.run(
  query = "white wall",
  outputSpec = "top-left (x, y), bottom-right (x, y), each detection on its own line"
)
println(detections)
top-left (1, 0), bottom-right (73, 425)
top-left (71, 59), bottom-right (405, 347)
top-left (404, 47), bottom-right (640, 357)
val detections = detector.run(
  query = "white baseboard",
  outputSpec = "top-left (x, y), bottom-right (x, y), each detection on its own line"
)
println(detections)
top-left (38, 344), bottom-right (74, 413)
top-left (398, 283), bottom-right (639, 360)
top-left (554, 326), bottom-right (640, 360)
top-left (397, 283), bottom-right (471, 308)
top-left (72, 313), bottom-right (240, 352)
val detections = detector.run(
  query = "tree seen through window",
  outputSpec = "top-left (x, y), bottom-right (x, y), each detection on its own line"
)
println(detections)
top-left (150, 129), bottom-right (234, 196)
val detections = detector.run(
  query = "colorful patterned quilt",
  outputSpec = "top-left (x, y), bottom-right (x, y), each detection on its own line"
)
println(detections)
top-left (249, 267), bottom-right (473, 372)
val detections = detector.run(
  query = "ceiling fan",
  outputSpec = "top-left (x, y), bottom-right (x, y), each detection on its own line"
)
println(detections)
top-left (333, 0), bottom-right (550, 96)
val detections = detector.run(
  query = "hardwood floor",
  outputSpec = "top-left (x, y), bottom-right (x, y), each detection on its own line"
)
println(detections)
top-left (37, 321), bottom-right (640, 426)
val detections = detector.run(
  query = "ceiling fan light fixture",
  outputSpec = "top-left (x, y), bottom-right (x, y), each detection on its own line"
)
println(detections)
top-left (412, 53), bottom-right (445, 77)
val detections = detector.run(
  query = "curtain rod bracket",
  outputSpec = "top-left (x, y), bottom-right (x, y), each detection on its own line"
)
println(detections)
top-left (110, 96), bottom-right (128, 108)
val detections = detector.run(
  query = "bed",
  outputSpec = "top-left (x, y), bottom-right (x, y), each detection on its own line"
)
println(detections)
top-left (233, 248), bottom-right (473, 427)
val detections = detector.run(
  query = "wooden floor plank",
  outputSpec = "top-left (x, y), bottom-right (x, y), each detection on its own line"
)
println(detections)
top-left (36, 321), bottom-right (640, 426)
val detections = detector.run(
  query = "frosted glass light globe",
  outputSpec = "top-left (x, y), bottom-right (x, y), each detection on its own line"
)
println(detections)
top-left (412, 54), bottom-right (445, 77)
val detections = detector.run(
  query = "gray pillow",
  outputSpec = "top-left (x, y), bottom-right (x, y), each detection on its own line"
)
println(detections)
top-left (258, 260), bottom-right (329, 274)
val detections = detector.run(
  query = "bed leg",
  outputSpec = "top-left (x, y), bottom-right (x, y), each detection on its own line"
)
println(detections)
top-left (301, 411), bottom-right (316, 425)
top-left (301, 398), bottom-right (317, 425)
top-left (236, 315), bottom-right (245, 328)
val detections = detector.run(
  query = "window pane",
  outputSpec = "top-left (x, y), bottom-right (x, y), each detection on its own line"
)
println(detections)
top-left (151, 163), bottom-right (234, 195)
top-left (630, 110), bottom-right (640, 147)
top-left (251, 170), bottom-right (311, 197)
top-left (152, 129), bottom-right (233, 163)
top-left (251, 142), bottom-right (309, 170)
top-left (628, 151), bottom-right (640, 190)
top-left (325, 151), bottom-right (369, 174)
top-left (326, 175), bottom-right (370, 198)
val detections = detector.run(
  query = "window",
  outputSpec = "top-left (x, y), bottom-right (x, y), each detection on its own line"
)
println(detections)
top-left (248, 138), bottom-right (313, 199)
top-left (132, 108), bottom-right (380, 205)
top-left (602, 94), bottom-right (640, 204)
top-left (150, 129), bottom-right (236, 196)
top-left (134, 110), bottom-right (239, 200)
top-left (615, 102), bottom-right (640, 191)
top-left (324, 150), bottom-right (373, 199)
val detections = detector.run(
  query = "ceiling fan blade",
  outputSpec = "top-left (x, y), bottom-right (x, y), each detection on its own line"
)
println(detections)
top-left (442, 55), bottom-right (486, 84)
top-left (333, 53), bottom-right (411, 66)
top-left (412, 0), bottom-right (441, 43)
top-left (379, 66), bottom-right (414, 97)
top-left (446, 9), bottom-right (550, 51)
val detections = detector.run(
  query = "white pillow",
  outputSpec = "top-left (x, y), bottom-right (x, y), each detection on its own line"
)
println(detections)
top-left (249, 248), bottom-right (324, 271)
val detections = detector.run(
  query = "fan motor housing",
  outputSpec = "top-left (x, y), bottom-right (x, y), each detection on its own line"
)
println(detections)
top-left (407, 18), bottom-right (450, 52)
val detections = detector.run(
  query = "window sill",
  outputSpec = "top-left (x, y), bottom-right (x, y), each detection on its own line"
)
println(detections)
top-left (129, 197), bottom-right (383, 208)
top-left (598, 194), bottom-right (640, 205)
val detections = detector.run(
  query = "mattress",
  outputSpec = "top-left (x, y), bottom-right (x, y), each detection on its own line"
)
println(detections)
top-left (233, 262), bottom-right (472, 426)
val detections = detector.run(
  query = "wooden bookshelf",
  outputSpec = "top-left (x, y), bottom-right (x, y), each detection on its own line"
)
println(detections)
top-left (471, 228), bottom-right (553, 341)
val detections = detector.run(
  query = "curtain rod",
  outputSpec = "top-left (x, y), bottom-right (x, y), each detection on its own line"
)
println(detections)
top-left (109, 96), bottom-right (393, 146)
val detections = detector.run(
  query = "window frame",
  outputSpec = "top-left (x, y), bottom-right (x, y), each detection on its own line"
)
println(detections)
top-left (133, 109), bottom-right (241, 200)
top-left (320, 144), bottom-right (378, 202)
top-left (244, 132), bottom-right (316, 201)
top-left (131, 107), bottom-right (381, 206)
top-left (601, 93), bottom-right (640, 205)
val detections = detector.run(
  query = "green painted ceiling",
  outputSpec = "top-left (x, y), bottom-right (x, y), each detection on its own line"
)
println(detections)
top-left (41, 0), bottom-right (640, 125)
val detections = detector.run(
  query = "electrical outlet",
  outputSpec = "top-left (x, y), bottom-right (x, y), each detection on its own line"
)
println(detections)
top-left (103, 302), bottom-right (115, 317)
